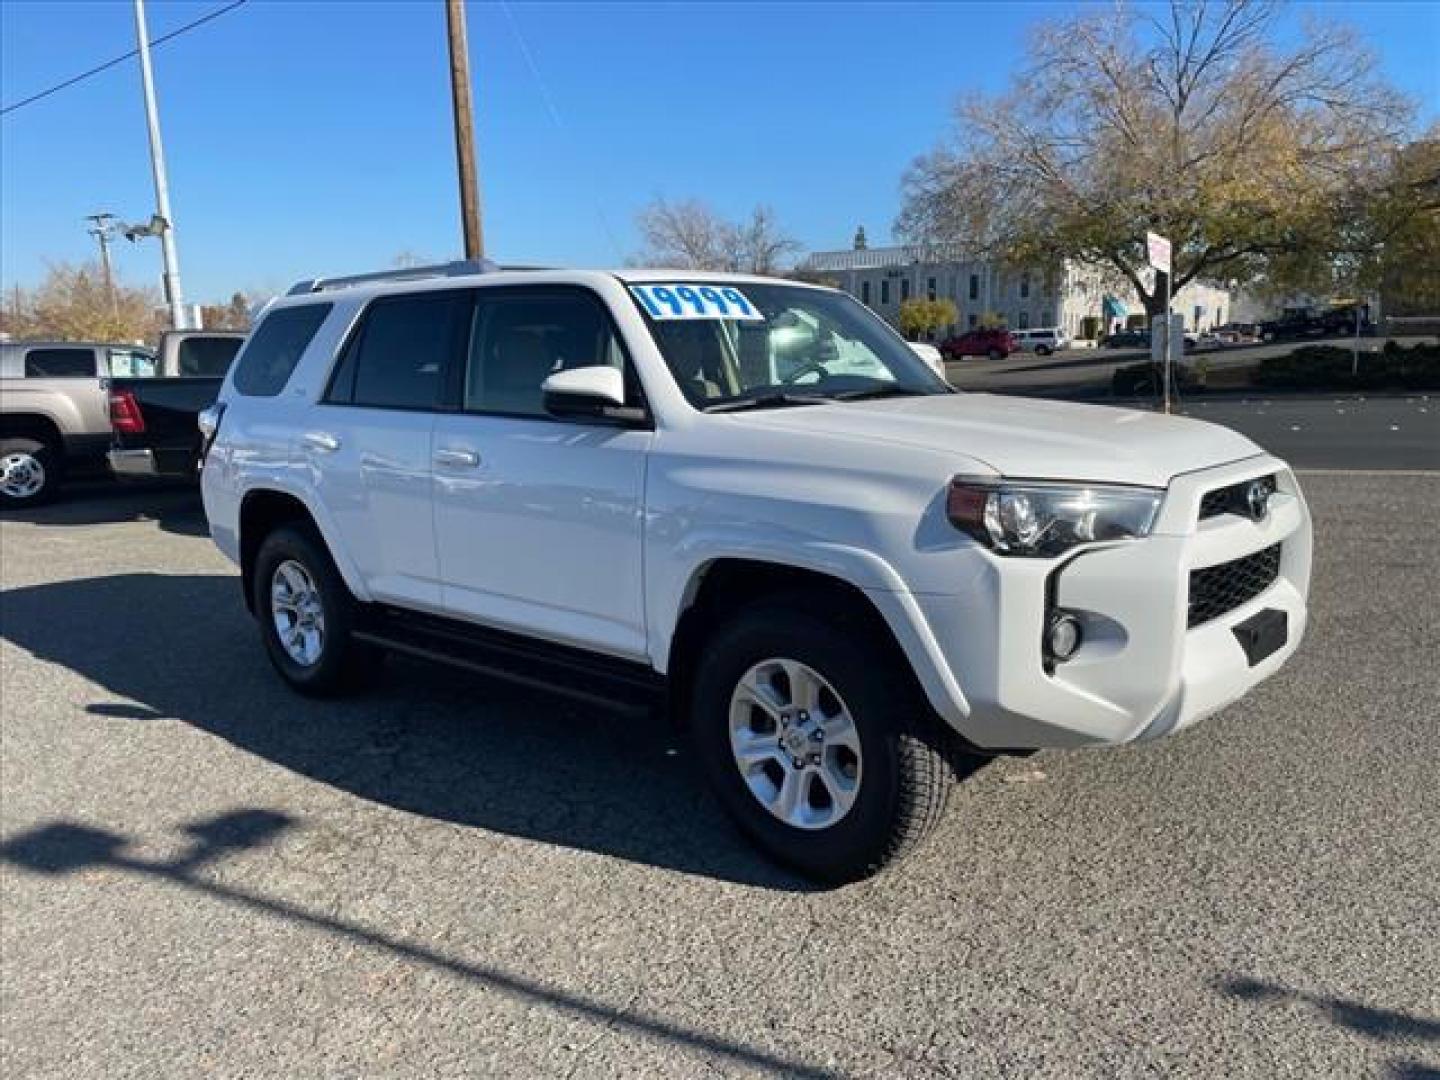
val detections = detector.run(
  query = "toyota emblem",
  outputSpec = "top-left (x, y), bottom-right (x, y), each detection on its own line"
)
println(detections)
top-left (1245, 480), bottom-right (1271, 521)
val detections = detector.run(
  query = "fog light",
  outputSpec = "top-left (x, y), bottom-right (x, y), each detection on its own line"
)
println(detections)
top-left (1047, 613), bottom-right (1083, 661)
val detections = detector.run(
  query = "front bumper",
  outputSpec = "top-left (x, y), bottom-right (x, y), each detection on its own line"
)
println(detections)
top-left (922, 455), bottom-right (1312, 749)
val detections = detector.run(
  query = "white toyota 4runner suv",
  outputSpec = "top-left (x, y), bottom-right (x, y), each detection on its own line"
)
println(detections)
top-left (200, 262), bottom-right (1311, 882)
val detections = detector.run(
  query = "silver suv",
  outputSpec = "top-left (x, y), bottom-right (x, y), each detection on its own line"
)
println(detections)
top-left (1011, 328), bottom-right (1069, 356)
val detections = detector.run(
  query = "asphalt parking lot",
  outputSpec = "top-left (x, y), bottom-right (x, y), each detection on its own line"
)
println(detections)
top-left (2, 473), bottom-right (1438, 1079)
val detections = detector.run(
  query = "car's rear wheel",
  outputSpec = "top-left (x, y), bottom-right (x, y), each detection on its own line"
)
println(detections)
top-left (1035, 345), bottom-right (1052, 356)
top-left (0, 437), bottom-right (60, 508)
top-left (987, 347), bottom-right (1003, 361)
top-left (252, 525), bottom-right (380, 696)
top-left (691, 600), bottom-right (953, 883)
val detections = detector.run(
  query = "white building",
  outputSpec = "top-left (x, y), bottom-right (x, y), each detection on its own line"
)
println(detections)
top-left (798, 242), bottom-right (1231, 340)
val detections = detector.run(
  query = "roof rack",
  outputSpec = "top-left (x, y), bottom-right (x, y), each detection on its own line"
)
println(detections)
top-left (286, 258), bottom-right (500, 296)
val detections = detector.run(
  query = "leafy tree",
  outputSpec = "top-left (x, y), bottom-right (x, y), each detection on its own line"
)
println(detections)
top-left (1265, 128), bottom-right (1440, 313)
top-left (897, 0), bottom-right (1414, 317)
top-left (2, 262), bottom-right (162, 343)
top-left (898, 297), bottom-right (958, 339)
top-left (634, 198), bottom-right (800, 273)
top-left (1373, 133), bottom-right (1440, 317)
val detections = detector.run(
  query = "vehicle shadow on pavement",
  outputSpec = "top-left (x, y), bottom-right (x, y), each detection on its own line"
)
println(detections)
top-left (0, 811), bottom-right (832, 1078)
top-left (1216, 975), bottom-right (1440, 1078)
top-left (1, 482), bottom-right (206, 537)
top-left (0, 571), bottom-right (833, 890)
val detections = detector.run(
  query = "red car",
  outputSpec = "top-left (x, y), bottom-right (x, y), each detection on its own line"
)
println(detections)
top-left (939, 328), bottom-right (1017, 361)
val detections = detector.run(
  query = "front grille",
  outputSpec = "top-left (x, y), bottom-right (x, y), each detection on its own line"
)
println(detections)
top-left (1188, 544), bottom-right (1282, 628)
top-left (1199, 474), bottom-right (1277, 520)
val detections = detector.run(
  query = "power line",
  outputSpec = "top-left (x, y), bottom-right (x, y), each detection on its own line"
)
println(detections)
top-left (0, 0), bottom-right (249, 118)
top-left (499, 0), bottom-right (625, 263)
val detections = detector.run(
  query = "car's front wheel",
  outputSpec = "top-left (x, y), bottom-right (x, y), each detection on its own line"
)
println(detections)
top-left (252, 525), bottom-right (380, 696)
top-left (691, 600), bottom-right (953, 883)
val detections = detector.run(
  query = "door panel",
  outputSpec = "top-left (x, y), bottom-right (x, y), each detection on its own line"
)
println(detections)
top-left (305, 406), bottom-right (440, 609)
top-left (433, 415), bottom-right (650, 659)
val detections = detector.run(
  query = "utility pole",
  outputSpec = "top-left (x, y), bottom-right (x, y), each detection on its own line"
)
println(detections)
top-left (132, 0), bottom-right (188, 329)
top-left (85, 212), bottom-right (119, 316)
top-left (444, 0), bottom-right (484, 260)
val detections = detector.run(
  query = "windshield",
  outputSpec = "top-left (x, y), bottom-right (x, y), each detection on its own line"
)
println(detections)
top-left (630, 281), bottom-right (951, 410)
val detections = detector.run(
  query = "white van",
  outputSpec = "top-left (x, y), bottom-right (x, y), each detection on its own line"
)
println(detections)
top-left (1012, 328), bottom-right (1070, 355)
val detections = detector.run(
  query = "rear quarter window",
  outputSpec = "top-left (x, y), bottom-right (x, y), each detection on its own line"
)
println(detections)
top-left (232, 305), bottom-right (332, 397)
top-left (24, 348), bottom-right (97, 377)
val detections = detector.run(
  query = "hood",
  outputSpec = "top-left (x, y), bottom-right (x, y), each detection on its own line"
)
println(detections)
top-left (725, 393), bottom-right (1263, 487)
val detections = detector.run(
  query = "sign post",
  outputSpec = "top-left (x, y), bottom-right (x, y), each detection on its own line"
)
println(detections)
top-left (1146, 231), bottom-right (1173, 412)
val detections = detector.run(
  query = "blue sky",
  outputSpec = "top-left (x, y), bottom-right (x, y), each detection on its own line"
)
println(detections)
top-left (2, 0), bottom-right (1437, 302)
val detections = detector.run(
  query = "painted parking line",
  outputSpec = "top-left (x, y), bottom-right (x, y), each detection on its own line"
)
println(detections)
top-left (1294, 468), bottom-right (1440, 477)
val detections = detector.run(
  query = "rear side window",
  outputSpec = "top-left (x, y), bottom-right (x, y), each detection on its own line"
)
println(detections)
top-left (24, 348), bottom-right (96, 377)
top-left (233, 304), bottom-right (332, 397)
top-left (178, 336), bottom-right (244, 377)
top-left (326, 293), bottom-right (469, 411)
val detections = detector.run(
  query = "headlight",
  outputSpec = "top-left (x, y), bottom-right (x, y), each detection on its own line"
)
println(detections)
top-left (947, 477), bottom-right (1163, 557)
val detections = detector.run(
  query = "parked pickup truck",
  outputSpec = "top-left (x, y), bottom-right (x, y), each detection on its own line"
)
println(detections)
top-left (1, 339), bottom-right (156, 506)
top-left (108, 330), bottom-right (246, 483)
top-left (202, 262), bottom-right (1312, 882)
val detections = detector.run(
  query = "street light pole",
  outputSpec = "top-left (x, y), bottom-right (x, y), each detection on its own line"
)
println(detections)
top-left (444, 0), bottom-right (484, 260)
top-left (132, 0), bottom-right (188, 329)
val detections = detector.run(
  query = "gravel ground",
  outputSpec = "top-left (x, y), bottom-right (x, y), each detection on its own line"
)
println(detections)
top-left (2, 477), bottom-right (1437, 1079)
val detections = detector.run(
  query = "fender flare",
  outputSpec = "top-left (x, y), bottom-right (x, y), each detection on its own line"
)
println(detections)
top-left (654, 535), bottom-right (971, 728)
top-left (239, 480), bottom-right (373, 604)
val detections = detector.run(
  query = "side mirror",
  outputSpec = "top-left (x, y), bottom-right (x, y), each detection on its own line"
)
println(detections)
top-left (542, 366), bottom-right (643, 424)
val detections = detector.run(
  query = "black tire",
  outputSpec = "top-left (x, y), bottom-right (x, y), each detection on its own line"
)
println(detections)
top-left (0, 436), bottom-right (61, 508)
top-left (1035, 345), bottom-right (1052, 356)
top-left (251, 524), bottom-right (380, 696)
top-left (690, 598), bottom-right (953, 883)
top-left (987, 347), bottom-right (1003, 361)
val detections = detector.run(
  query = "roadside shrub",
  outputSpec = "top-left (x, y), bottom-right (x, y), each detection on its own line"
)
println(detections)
top-left (1111, 361), bottom-right (1204, 397)
top-left (1254, 343), bottom-right (1440, 390)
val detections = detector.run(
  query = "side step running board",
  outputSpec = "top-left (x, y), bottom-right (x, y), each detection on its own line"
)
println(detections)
top-left (353, 607), bottom-right (665, 717)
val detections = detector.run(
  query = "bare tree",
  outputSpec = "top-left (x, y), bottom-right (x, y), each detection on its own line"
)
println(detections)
top-left (634, 199), bottom-right (733, 270)
top-left (897, 0), bottom-right (1414, 315)
top-left (635, 198), bottom-right (800, 273)
top-left (734, 205), bottom-right (802, 275)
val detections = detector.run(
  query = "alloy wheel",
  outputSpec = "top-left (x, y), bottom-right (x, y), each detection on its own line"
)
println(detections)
top-left (271, 559), bottom-right (326, 666)
top-left (728, 658), bottom-right (863, 830)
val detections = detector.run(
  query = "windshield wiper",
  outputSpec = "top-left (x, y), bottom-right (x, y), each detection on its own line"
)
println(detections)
top-left (702, 392), bottom-right (833, 414)
top-left (833, 386), bottom-right (935, 401)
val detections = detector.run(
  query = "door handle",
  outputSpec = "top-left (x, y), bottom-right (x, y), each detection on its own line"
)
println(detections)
top-left (301, 431), bottom-right (341, 454)
top-left (434, 447), bottom-right (481, 468)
